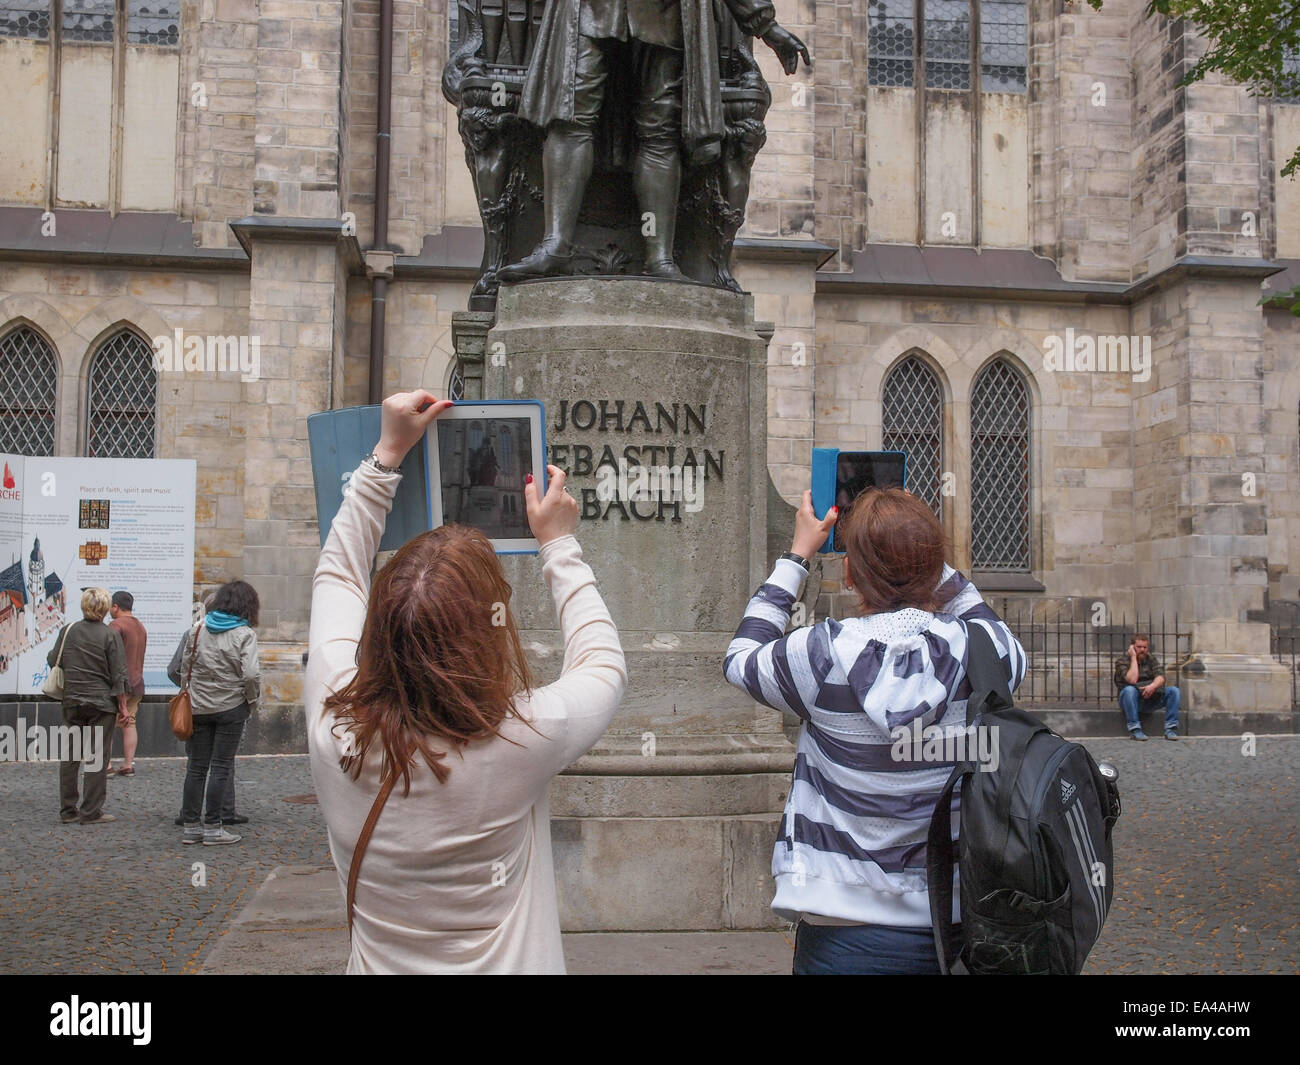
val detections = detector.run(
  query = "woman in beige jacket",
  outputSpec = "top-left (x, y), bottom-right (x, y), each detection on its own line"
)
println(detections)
top-left (305, 391), bottom-right (626, 973)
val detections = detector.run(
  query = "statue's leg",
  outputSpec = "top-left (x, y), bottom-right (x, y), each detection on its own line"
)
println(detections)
top-left (632, 44), bottom-right (687, 280)
top-left (499, 37), bottom-right (607, 282)
top-left (631, 45), bottom-right (691, 280)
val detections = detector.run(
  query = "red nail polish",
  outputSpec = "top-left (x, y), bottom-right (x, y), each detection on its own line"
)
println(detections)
top-left (525, 474), bottom-right (533, 484)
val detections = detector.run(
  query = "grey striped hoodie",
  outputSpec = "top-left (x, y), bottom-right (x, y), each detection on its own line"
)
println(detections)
top-left (724, 560), bottom-right (1027, 927)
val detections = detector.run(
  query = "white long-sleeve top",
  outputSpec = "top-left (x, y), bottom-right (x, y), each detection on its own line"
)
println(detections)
top-left (305, 459), bottom-right (626, 974)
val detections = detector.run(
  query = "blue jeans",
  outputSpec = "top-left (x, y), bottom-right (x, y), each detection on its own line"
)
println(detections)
top-left (181, 703), bottom-right (250, 826)
top-left (793, 921), bottom-right (954, 975)
top-left (1119, 685), bottom-right (1180, 732)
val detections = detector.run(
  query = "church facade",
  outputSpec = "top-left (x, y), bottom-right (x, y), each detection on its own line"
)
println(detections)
top-left (0, 0), bottom-right (1297, 726)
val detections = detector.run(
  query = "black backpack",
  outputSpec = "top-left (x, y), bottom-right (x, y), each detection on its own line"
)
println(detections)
top-left (927, 622), bottom-right (1122, 974)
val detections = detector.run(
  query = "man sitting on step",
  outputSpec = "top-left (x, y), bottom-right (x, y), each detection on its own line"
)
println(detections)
top-left (1113, 633), bottom-right (1180, 741)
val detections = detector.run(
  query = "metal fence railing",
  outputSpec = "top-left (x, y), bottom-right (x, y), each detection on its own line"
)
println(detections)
top-left (993, 602), bottom-right (1191, 709)
top-left (1271, 632), bottom-right (1300, 710)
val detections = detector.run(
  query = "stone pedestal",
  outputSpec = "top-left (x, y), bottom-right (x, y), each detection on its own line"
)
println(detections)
top-left (483, 277), bottom-right (793, 930)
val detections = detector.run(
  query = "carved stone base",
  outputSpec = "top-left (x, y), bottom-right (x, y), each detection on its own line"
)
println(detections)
top-left (485, 276), bottom-right (790, 929)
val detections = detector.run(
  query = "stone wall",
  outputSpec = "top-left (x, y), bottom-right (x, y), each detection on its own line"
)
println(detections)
top-left (813, 293), bottom-right (1138, 610)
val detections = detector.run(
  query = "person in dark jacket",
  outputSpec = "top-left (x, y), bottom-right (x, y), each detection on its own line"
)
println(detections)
top-left (48, 587), bottom-right (128, 825)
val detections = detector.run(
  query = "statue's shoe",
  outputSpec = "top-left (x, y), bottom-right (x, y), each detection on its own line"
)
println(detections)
top-left (643, 258), bottom-right (688, 281)
top-left (499, 243), bottom-right (574, 282)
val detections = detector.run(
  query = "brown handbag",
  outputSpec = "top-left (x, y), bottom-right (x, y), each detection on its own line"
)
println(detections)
top-left (347, 768), bottom-right (399, 937)
top-left (168, 625), bottom-right (200, 741)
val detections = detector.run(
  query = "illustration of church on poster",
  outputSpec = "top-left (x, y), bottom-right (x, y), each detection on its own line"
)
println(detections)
top-left (0, 535), bottom-right (68, 677)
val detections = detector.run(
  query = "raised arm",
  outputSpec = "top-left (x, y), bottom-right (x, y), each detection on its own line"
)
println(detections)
top-left (522, 467), bottom-right (627, 770)
top-left (723, 556), bottom-right (818, 719)
top-left (307, 391), bottom-right (452, 715)
top-left (724, 490), bottom-right (838, 718)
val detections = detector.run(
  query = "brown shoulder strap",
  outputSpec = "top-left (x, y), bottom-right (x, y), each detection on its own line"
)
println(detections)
top-left (183, 624), bottom-right (200, 689)
top-left (347, 769), bottom-right (399, 937)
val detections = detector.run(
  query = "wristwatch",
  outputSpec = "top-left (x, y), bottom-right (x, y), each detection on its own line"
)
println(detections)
top-left (779, 551), bottom-right (811, 571)
top-left (362, 451), bottom-right (402, 475)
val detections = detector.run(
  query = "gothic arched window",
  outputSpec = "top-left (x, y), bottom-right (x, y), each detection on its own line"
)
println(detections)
top-left (0, 324), bottom-right (59, 456)
top-left (970, 357), bottom-right (1030, 571)
top-left (882, 353), bottom-right (944, 519)
top-left (86, 329), bottom-right (157, 458)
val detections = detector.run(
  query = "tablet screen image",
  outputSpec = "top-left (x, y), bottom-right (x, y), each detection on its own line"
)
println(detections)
top-left (832, 451), bottom-right (906, 551)
top-left (426, 402), bottom-right (546, 553)
top-left (834, 452), bottom-right (905, 510)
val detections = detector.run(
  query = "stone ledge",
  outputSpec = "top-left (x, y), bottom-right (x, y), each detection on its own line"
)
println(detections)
top-left (198, 865), bottom-right (793, 973)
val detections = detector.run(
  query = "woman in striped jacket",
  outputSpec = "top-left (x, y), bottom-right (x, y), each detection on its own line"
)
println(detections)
top-left (724, 486), bottom-right (1026, 974)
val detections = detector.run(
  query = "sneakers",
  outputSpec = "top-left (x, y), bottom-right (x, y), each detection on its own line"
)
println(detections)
top-left (80, 813), bottom-right (116, 824)
top-left (1130, 728), bottom-right (1149, 741)
top-left (1165, 730), bottom-right (1179, 741)
top-left (182, 823), bottom-right (203, 845)
top-left (203, 825), bottom-right (242, 846)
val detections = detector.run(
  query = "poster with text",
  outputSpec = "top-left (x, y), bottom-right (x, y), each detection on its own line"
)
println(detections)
top-left (0, 455), bottom-right (197, 695)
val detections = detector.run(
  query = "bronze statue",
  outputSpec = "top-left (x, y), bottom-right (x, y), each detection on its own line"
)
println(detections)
top-left (442, 0), bottom-right (809, 306)
top-left (500, 0), bottom-right (810, 281)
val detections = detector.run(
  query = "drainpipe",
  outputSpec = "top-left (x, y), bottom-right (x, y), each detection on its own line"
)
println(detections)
top-left (367, 0), bottom-right (395, 404)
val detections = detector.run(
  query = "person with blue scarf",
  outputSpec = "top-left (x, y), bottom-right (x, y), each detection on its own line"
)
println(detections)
top-left (177, 581), bottom-right (261, 846)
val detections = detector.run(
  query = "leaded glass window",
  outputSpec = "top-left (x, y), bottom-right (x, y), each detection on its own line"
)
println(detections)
top-left (868, 0), bottom-right (915, 88)
top-left (62, 0), bottom-right (114, 42)
top-left (127, 1), bottom-right (178, 46)
top-left (0, 325), bottom-right (58, 456)
top-left (448, 361), bottom-right (466, 401)
top-left (980, 0), bottom-right (1026, 92)
top-left (882, 355), bottom-right (943, 519)
top-left (925, 0), bottom-right (971, 91)
top-left (86, 330), bottom-right (157, 458)
top-left (970, 358), bottom-right (1030, 571)
top-left (1, 2), bottom-right (49, 38)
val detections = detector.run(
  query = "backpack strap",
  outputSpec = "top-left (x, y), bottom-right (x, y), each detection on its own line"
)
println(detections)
top-left (346, 769), bottom-right (399, 937)
top-left (927, 762), bottom-right (970, 976)
top-left (962, 620), bottom-right (1012, 723)
top-left (927, 620), bottom-right (1022, 974)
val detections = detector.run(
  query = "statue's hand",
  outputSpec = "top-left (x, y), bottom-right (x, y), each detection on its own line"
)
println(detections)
top-left (761, 25), bottom-right (811, 76)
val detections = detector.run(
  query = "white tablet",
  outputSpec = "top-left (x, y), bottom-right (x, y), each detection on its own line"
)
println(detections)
top-left (425, 400), bottom-right (547, 554)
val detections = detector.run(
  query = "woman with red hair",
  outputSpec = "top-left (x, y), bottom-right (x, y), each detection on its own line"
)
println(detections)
top-left (306, 391), bottom-right (626, 973)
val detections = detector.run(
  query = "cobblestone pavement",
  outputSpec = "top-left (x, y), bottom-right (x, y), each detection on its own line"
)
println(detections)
top-left (0, 755), bottom-right (329, 974)
top-left (0, 737), bottom-right (1296, 974)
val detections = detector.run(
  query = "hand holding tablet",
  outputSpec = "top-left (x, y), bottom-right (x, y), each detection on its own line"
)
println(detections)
top-left (523, 465), bottom-right (579, 547)
top-left (373, 390), bottom-right (455, 468)
top-left (425, 400), bottom-right (548, 554)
